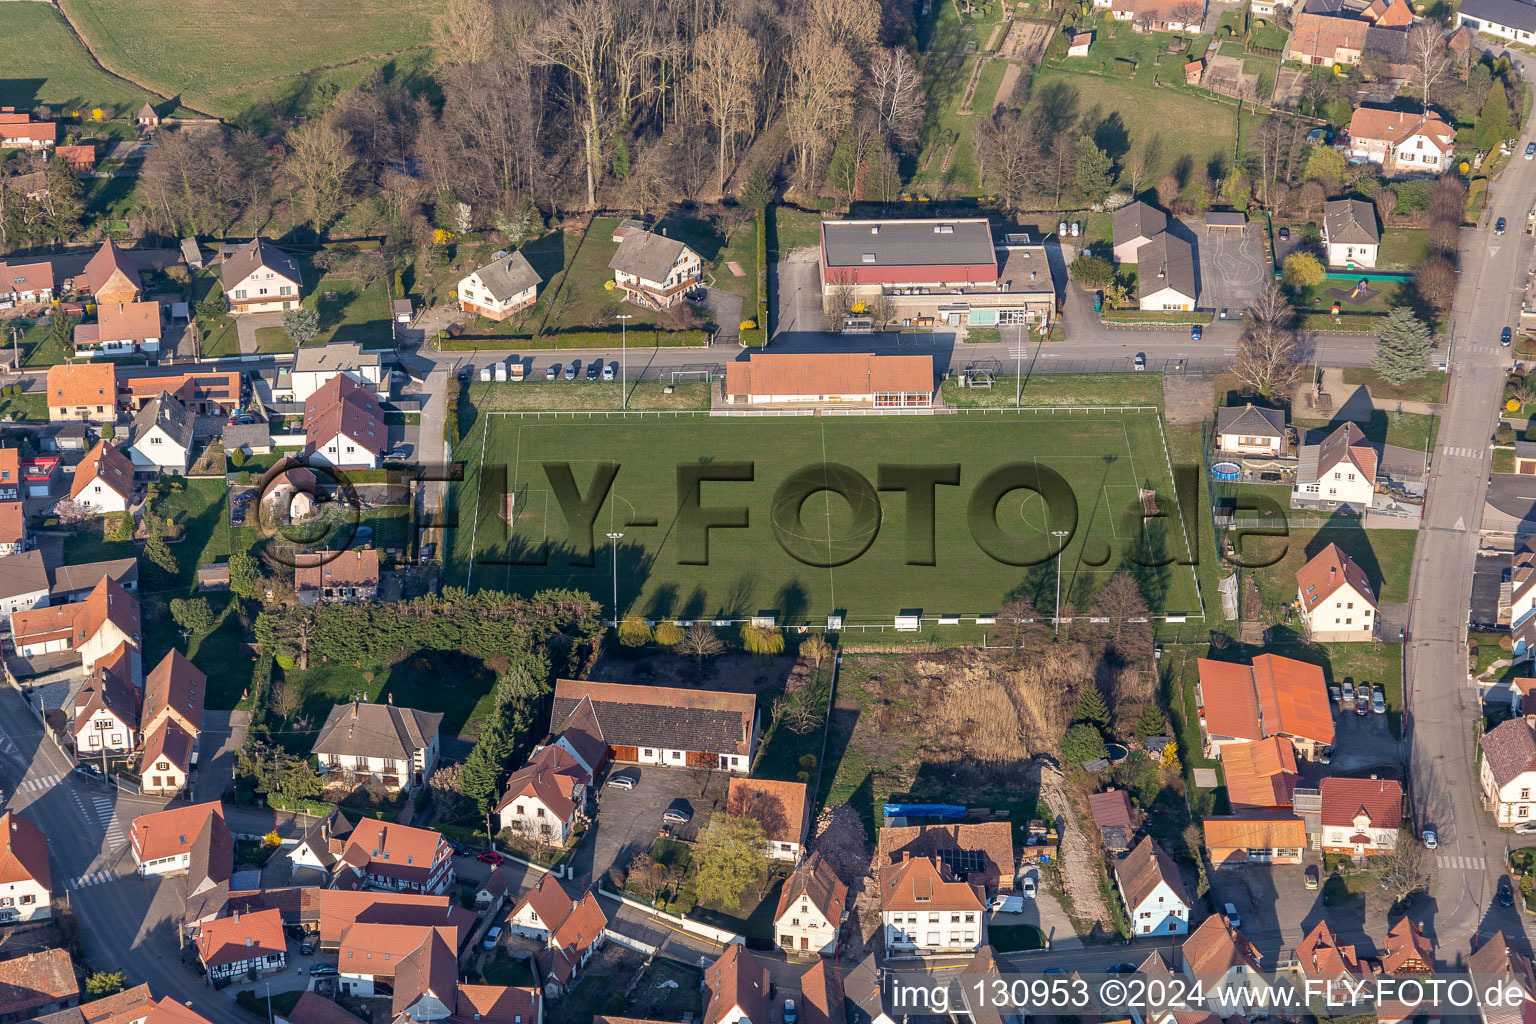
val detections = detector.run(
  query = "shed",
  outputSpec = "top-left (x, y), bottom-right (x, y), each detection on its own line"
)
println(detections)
top-left (1185, 59), bottom-right (1204, 84)
top-left (197, 564), bottom-right (230, 591)
top-left (1068, 32), bottom-right (1092, 55)
top-left (392, 299), bottom-right (412, 323)
top-left (1205, 211), bottom-right (1247, 232)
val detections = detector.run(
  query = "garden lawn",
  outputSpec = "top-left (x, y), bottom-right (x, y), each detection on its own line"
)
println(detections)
top-left (193, 272), bottom-right (240, 358)
top-left (0, 5), bottom-right (165, 114)
top-left (452, 409), bottom-right (1203, 627)
top-left (455, 230), bottom-right (577, 339)
top-left (541, 217), bottom-right (664, 333)
top-left (1376, 229), bottom-right (1429, 271)
top-left (1031, 22), bottom-right (1257, 186)
top-left (152, 477), bottom-right (234, 592)
top-left (463, 380), bottom-right (710, 413)
top-left (940, 372), bottom-right (1164, 408)
top-left (1244, 526), bottom-right (1418, 607)
top-left (1341, 369), bottom-right (1446, 405)
top-left (0, 388), bottom-right (45, 423)
top-left (19, 322), bottom-right (73, 368)
top-left (768, 207), bottom-right (825, 255)
top-left (1296, 410), bottom-right (1439, 453)
top-left (54, 0), bottom-right (437, 120)
top-left (252, 327), bottom-right (297, 354)
top-left (292, 254), bottom-right (393, 350)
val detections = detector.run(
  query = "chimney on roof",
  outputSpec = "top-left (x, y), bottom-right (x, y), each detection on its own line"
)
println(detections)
top-left (902, 851), bottom-right (910, 862)
top-left (233, 911), bottom-right (240, 923)
top-left (352, 699), bottom-right (358, 719)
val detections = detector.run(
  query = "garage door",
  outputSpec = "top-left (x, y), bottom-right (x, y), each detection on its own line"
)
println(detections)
top-left (611, 746), bottom-right (638, 762)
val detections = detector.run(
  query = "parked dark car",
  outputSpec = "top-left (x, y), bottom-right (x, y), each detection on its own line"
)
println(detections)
top-left (300, 938), bottom-right (316, 955)
top-left (586, 361), bottom-right (601, 381)
top-left (309, 965), bottom-right (338, 977)
top-left (1500, 881), bottom-right (1515, 907)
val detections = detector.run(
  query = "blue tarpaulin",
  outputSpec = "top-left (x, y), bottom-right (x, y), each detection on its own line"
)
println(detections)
top-left (883, 804), bottom-right (966, 819)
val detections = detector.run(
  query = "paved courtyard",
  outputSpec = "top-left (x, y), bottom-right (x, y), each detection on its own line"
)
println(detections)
top-left (1177, 218), bottom-right (1270, 313)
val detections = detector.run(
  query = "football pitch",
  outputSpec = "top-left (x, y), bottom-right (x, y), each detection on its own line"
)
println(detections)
top-left (448, 411), bottom-right (1203, 626)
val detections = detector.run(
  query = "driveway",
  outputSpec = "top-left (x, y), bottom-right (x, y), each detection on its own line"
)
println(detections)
top-left (576, 765), bottom-right (729, 889)
top-left (235, 312), bottom-right (284, 354)
top-left (1314, 701), bottom-right (1400, 775)
top-left (702, 287), bottom-right (743, 346)
top-left (194, 709), bottom-right (247, 802)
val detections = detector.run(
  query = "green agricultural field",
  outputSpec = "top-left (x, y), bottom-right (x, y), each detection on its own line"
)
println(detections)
top-left (53, 0), bottom-right (437, 120)
top-left (449, 410), bottom-right (1203, 626)
top-left (0, 5), bottom-right (161, 114)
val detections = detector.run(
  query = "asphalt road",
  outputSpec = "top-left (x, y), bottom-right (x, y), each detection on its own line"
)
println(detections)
top-left (1402, 47), bottom-right (1536, 960)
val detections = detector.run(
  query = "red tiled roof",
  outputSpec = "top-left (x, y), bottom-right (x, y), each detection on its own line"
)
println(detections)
top-left (1182, 915), bottom-right (1262, 975)
top-left (548, 891), bottom-right (606, 960)
top-left (1297, 543), bottom-right (1377, 611)
top-left (1089, 789), bottom-right (1135, 827)
top-left (1482, 716), bottom-right (1536, 789)
top-left (280, 992), bottom-right (368, 1024)
top-left (1296, 919), bottom-right (1367, 979)
top-left (82, 241), bottom-right (141, 298)
top-left (0, 120), bottom-right (56, 144)
top-left (71, 441), bottom-right (135, 501)
top-left (798, 960), bottom-right (845, 1024)
top-left (726, 353), bottom-right (933, 399)
top-left (1379, 917), bottom-right (1434, 974)
top-left (1203, 814), bottom-right (1307, 850)
top-left (550, 679), bottom-right (757, 757)
top-left (317, 891), bottom-right (472, 948)
top-left (453, 985), bottom-right (540, 1024)
top-left (295, 549), bottom-right (380, 591)
top-left (0, 812), bottom-right (48, 890)
top-left (142, 719), bottom-right (196, 775)
top-left (727, 778), bottom-right (808, 846)
top-left (303, 374), bottom-right (384, 459)
top-left (511, 872), bottom-right (574, 932)
top-left (131, 802), bottom-right (225, 863)
top-left (774, 852), bottom-right (847, 925)
top-left (1199, 655), bottom-right (1334, 746)
top-left (1115, 836), bottom-right (1190, 910)
top-left (1316, 421), bottom-right (1378, 484)
top-left (496, 745), bottom-right (588, 820)
top-left (0, 502), bottom-right (24, 547)
top-left (1319, 776), bottom-right (1402, 828)
top-left (337, 821), bottom-right (448, 888)
top-left (1221, 737), bottom-right (1300, 809)
top-left (196, 907), bottom-right (285, 968)
top-left (142, 649), bottom-right (206, 735)
top-left (0, 949), bottom-right (78, 1017)
top-left (703, 944), bottom-right (770, 1024)
top-left (337, 923), bottom-right (455, 979)
top-left (879, 855), bottom-right (985, 913)
top-left (48, 362), bottom-right (115, 410)
top-left (96, 301), bottom-right (160, 343)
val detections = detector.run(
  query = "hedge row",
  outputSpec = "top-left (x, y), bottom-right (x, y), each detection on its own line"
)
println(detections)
top-left (1100, 310), bottom-right (1213, 325)
top-left (743, 207), bottom-right (769, 347)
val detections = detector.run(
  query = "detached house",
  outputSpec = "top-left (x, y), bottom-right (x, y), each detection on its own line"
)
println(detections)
top-left (302, 373), bottom-right (385, 469)
top-left (139, 650), bottom-right (206, 796)
top-left (1215, 404), bottom-right (1286, 458)
top-left (1480, 714), bottom-right (1536, 825)
top-left (295, 549), bottom-right (380, 605)
top-left (313, 700), bottom-right (442, 792)
top-left (1296, 543), bottom-right (1378, 641)
top-left (282, 343), bottom-right (384, 403)
top-left (129, 802), bottom-right (232, 880)
top-left (727, 778), bottom-right (809, 862)
top-left (0, 109), bottom-right (56, 150)
top-left (11, 576), bottom-right (141, 679)
top-left (1294, 920), bottom-right (1374, 1006)
top-left (1196, 654), bottom-right (1335, 760)
top-left (508, 873), bottom-right (574, 943)
top-left (80, 241), bottom-right (142, 304)
top-left (1114, 837), bottom-right (1190, 936)
top-left (195, 908), bottom-right (286, 984)
top-left (1287, 12), bottom-right (1368, 64)
top-left (0, 813), bottom-right (51, 923)
top-left (1180, 915), bottom-right (1264, 1018)
top-left (47, 363), bottom-right (115, 423)
top-left (125, 392), bottom-right (195, 476)
top-left (702, 944), bottom-right (770, 1024)
top-left (1320, 776), bottom-right (1403, 858)
top-left (879, 854), bottom-right (985, 955)
top-left (1294, 421), bottom-right (1378, 508)
top-left (221, 239), bottom-right (302, 314)
top-left (1456, 0), bottom-right (1536, 44)
top-left (74, 301), bottom-right (161, 358)
top-left (536, 891), bottom-right (606, 996)
top-left (1320, 199), bottom-right (1380, 268)
top-left (68, 643), bottom-right (139, 758)
top-left (495, 745), bottom-right (590, 846)
top-left (1347, 109), bottom-right (1455, 174)
top-left (459, 252), bottom-right (542, 320)
top-left (547, 679), bottom-right (758, 772)
top-left (876, 821), bottom-right (1015, 891)
top-left (608, 229), bottom-right (702, 310)
top-left (334, 820), bottom-right (455, 895)
top-left (774, 852), bottom-right (847, 957)
top-left (69, 441), bottom-right (136, 514)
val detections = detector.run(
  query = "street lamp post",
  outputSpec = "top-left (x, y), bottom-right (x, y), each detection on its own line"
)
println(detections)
top-left (606, 531), bottom-right (624, 626)
top-left (1051, 529), bottom-right (1071, 636)
top-left (616, 314), bottom-right (632, 410)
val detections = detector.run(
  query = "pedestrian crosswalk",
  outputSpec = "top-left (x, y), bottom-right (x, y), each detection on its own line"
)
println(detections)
top-left (67, 869), bottom-right (118, 890)
top-left (90, 796), bottom-right (125, 846)
top-left (1436, 854), bottom-right (1488, 870)
top-left (15, 774), bottom-right (62, 794)
top-left (1440, 446), bottom-right (1485, 459)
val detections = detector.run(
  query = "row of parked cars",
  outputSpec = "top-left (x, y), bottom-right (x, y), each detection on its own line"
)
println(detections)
top-left (1331, 680), bottom-right (1385, 716)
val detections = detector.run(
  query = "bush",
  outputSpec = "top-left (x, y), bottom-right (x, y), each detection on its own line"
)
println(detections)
top-left (230, 447), bottom-right (247, 468)
top-left (653, 621), bottom-right (683, 646)
top-left (99, 424), bottom-right (115, 440)
top-left (1061, 723), bottom-right (1109, 765)
top-left (617, 617), bottom-right (653, 647)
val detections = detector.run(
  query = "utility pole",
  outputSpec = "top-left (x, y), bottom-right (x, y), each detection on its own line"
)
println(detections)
top-left (617, 314), bottom-right (632, 410)
top-left (1051, 529), bottom-right (1071, 635)
top-left (606, 532), bottom-right (624, 626)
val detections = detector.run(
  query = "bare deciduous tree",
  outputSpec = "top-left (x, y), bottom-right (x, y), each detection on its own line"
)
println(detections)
top-left (871, 47), bottom-right (923, 147)
top-left (1407, 23), bottom-right (1449, 104)
top-left (1375, 829), bottom-right (1434, 904)
top-left (1229, 285), bottom-right (1304, 397)
top-left (678, 622), bottom-right (724, 662)
top-left (269, 682), bottom-right (303, 721)
top-left (433, 0), bottom-right (498, 69)
top-left (527, 0), bottom-right (616, 209)
top-left (805, 0), bottom-right (880, 55)
top-left (284, 121), bottom-right (359, 233)
top-left (784, 27), bottom-right (858, 190)
top-left (692, 22), bottom-right (762, 197)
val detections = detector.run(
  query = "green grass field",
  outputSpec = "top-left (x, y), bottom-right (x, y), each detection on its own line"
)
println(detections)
top-left (0, 5), bottom-right (162, 114)
top-left (450, 410), bottom-right (1203, 625)
top-left (54, 0), bottom-right (437, 120)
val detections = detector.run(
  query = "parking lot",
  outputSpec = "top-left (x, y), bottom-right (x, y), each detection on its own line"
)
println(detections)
top-left (1178, 218), bottom-right (1270, 313)
top-left (1313, 691), bottom-right (1401, 776)
top-left (581, 764), bottom-right (730, 888)
top-left (480, 357), bottom-right (622, 383)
